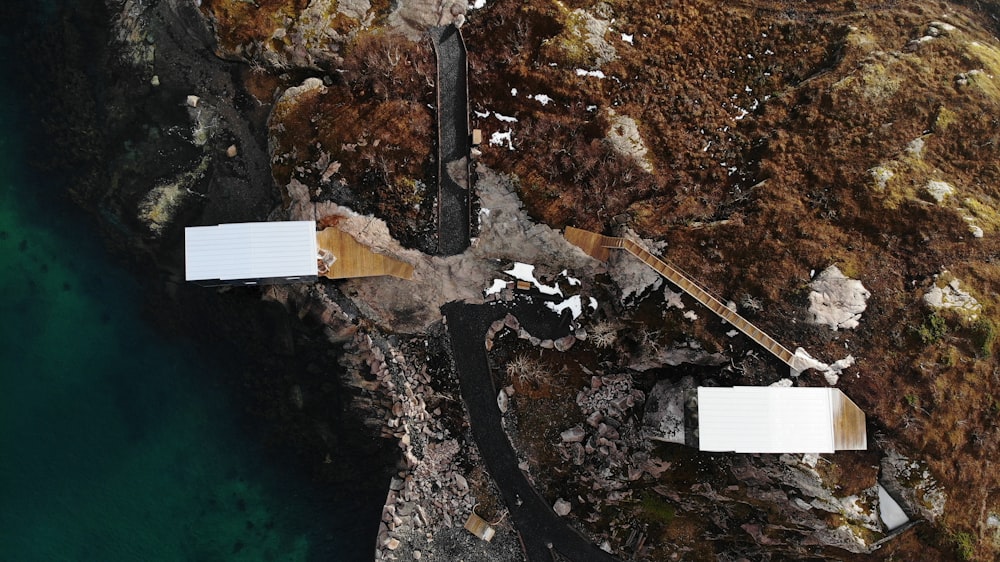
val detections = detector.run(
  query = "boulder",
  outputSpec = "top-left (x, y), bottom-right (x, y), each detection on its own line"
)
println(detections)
top-left (808, 266), bottom-right (870, 331)
top-left (553, 498), bottom-right (572, 516)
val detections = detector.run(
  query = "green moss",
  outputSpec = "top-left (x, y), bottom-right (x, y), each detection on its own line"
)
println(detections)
top-left (934, 106), bottom-right (957, 131)
top-left (971, 317), bottom-right (997, 358)
top-left (639, 491), bottom-right (676, 524)
top-left (918, 312), bottom-right (949, 345)
top-left (952, 530), bottom-right (977, 560)
top-left (962, 197), bottom-right (1000, 232)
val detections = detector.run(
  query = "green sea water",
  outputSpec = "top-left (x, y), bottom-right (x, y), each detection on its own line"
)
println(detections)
top-left (0, 16), bottom-right (355, 562)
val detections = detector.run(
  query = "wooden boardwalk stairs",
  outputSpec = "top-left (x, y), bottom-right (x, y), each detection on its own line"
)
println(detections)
top-left (565, 227), bottom-right (796, 368)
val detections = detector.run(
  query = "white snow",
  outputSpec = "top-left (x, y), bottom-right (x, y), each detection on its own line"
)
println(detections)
top-left (479, 207), bottom-right (490, 218)
top-left (664, 287), bottom-right (685, 309)
top-left (511, 88), bottom-right (518, 96)
top-left (532, 94), bottom-right (553, 106)
top-left (474, 110), bottom-right (490, 118)
top-left (546, 295), bottom-right (584, 319)
top-left (485, 279), bottom-right (507, 296)
top-left (494, 112), bottom-right (518, 123)
top-left (878, 485), bottom-right (910, 531)
top-left (790, 348), bottom-right (855, 385)
top-left (575, 69), bottom-right (607, 79)
top-left (683, 310), bottom-right (698, 321)
top-left (504, 262), bottom-right (563, 296)
top-left (726, 329), bottom-right (739, 337)
top-left (589, 297), bottom-right (598, 310)
top-left (621, 33), bottom-right (634, 44)
top-left (489, 130), bottom-right (514, 150)
top-left (470, 0), bottom-right (486, 9)
top-left (586, 105), bottom-right (598, 112)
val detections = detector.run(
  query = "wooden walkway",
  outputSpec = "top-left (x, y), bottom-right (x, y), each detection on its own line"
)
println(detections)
top-left (316, 227), bottom-right (414, 280)
top-left (565, 227), bottom-right (796, 367)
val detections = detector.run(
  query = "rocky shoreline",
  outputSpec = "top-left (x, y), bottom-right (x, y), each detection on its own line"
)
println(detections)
top-left (28, 0), bottom-right (1000, 560)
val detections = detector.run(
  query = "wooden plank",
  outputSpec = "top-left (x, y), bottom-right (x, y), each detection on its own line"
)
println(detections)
top-left (566, 227), bottom-right (799, 369)
top-left (315, 227), bottom-right (414, 280)
top-left (832, 390), bottom-right (868, 450)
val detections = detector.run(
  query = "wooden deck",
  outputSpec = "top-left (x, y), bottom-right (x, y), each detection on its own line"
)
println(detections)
top-left (315, 227), bottom-right (414, 280)
top-left (565, 227), bottom-right (796, 367)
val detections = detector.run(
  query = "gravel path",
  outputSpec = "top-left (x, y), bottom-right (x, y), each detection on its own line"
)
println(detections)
top-left (442, 300), bottom-right (620, 562)
top-left (430, 25), bottom-right (471, 255)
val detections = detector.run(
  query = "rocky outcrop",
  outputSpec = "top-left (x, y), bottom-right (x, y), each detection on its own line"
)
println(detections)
top-left (808, 265), bottom-right (871, 331)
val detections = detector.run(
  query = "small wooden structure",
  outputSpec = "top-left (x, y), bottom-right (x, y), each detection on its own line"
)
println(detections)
top-left (464, 510), bottom-right (496, 542)
top-left (315, 227), bottom-right (414, 280)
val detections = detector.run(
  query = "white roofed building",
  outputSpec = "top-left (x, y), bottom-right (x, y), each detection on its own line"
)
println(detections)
top-left (697, 386), bottom-right (867, 453)
top-left (185, 221), bottom-right (318, 286)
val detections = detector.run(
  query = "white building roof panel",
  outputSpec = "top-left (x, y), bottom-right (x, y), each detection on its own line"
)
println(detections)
top-left (185, 221), bottom-right (317, 282)
top-left (698, 387), bottom-right (836, 453)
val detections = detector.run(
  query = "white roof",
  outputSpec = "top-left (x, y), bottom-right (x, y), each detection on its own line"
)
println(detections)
top-left (185, 221), bottom-right (318, 282)
top-left (698, 386), bottom-right (844, 453)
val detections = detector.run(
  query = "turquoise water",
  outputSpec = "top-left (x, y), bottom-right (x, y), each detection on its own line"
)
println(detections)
top-left (0, 13), bottom-right (357, 562)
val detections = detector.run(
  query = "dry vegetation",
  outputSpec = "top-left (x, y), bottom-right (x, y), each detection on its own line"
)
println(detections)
top-left (466, 0), bottom-right (1000, 559)
top-left (268, 33), bottom-right (438, 249)
top-left (201, 0), bottom-right (1000, 558)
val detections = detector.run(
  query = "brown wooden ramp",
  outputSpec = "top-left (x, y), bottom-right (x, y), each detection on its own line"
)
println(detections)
top-left (565, 227), bottom-right (795, 367)
top-left (316, 227), bottom-right (414, 280)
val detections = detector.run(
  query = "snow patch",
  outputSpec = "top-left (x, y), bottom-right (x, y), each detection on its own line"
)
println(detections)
top-left (878, 485), bottom-right (910, 531)
top-left (532, 94), bottom-right (553, 106)
top-left (504, 262), bottom-right (563, 296)
top-left (484, 279), bottom-right (507, 296)
top-left (575, 68), bottom-right (607, 79)
top-left (790, 348), bottom-right (855, 385)
top-left (546, 295), bottom-right (584, 319)
top-left (490, 130), bottom-right (514, 150)
top-left (621, 33), bottom-right (633, 44)
top-left (494, 112), bottom-right (518, 123)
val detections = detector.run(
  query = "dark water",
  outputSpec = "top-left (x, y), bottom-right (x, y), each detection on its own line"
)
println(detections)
top-left (0, 5), bottom-right (364, 562)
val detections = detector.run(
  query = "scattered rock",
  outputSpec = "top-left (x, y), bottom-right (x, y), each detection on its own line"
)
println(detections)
top-left (923, 276), bottom-right (982, 318)
top-left (925, 180), bottom-right (954, 203)
top-left (226, 144), bottom-right (238, 158)
top-left (553, 498), bottom-right (572, 516)
top-left (560, 426), bottom-right (586, 443)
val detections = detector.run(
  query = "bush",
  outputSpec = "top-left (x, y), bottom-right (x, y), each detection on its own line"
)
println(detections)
top-left (952, 531), bottom-right (976, 560)
top-left (971, 317), bottom-right (997, 358)
top-left (918, 313), bottom-right (949, 345)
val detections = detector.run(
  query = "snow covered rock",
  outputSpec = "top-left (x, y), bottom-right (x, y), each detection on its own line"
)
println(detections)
top-left (808, 266), bottom-right (870, 330)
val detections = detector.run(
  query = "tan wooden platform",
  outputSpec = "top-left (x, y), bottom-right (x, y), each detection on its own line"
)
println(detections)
top-left (316, 227), bottom-right (414, 280)
top-left (565, 227), bottom-right (795, 367)
top-left (832, 391), bottom-right (868, 450)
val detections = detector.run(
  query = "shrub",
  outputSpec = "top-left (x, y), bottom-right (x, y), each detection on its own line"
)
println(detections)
top-left (918, 313), bottom-right (949, 345)
top-left (971, 317), bottom-right (997, 358)
top-left (952, 531), bottom-right (976, 560)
